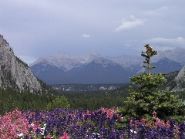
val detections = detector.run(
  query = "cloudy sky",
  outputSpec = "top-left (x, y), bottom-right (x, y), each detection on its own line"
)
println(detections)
top-left (0, 0), bottom-right (185, 64)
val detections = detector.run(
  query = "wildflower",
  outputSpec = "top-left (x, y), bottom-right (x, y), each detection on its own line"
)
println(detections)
top-left (0, 109), bottom-right (29, 139)
top-left (46, 135), bottom-right (53, 139)
top-left (130, 129), bottom-right (137, 134)
top-left (17, 133), bottom-right (24, 137)
top-left (59, 132), bottom-right (70, 139)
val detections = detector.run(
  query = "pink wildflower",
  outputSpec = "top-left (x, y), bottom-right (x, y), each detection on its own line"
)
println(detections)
top-left (100, 108), bottom-right (116, 119)
top-left (0, 109), bottom-right (30, 139)
top-left (59, 132), bottom-right (70, 139)
top-left (46, 135), bottom-right (53, 139)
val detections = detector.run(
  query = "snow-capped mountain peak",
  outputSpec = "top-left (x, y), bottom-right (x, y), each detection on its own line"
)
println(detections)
top-left (32, 54), bottom-right (87, 71)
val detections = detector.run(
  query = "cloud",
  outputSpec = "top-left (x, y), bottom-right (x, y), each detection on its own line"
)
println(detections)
top-left (147, 37), bottom-right (185, 51)
top-left (82, 33), bottom-right (91, 38)
top-left (143, 6), bottom-right (168, 16)
top-left (150, 37), bottom-right (185, 47)
top-left (115, 15), bottom-right (145, 32)
top-left (0, 0), bottom-right (185, 59)
top-left (18, 55), bottom-right (36, 65)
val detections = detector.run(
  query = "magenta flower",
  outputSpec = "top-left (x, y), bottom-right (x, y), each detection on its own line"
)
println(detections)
top-left (59, 132), bottom-right (70, 139)
top-left (0, 109), bottom-right (29, 139)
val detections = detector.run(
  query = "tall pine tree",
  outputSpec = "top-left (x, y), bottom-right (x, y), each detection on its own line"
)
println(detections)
top-left (123, 45), bottom-right (185, 119)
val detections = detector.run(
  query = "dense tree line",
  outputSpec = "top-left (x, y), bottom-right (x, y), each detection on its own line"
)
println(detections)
top-left (1, 79), bottom-right (185, 118)
top-left (0, 86), bottom-right (129, 114)
top-left (59, 85), bottom-right (129, 110)
top-left (0, 88), bottom-right (54, 114)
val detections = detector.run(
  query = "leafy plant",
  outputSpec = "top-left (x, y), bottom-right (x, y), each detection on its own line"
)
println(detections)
top-left (47, 96), bottom-right (70, 110)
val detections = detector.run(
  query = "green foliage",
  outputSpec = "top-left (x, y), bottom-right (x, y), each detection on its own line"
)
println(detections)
top-left (170, 115), bottom-right (185, 123)
top-left (47, 96), bottom-right (70, 110)
top-left (0, 88), bottom-right (70, 114)
top-left (123, 73), bottom-right (185, 119)
top-left (0, 88), bottom-right (54, 115)
top-left (131, 73), bottom-right (166, 89)
top-left (0, 85), bottom-right (128, 114)
top-left (60, 86), bottom-right (128, 110)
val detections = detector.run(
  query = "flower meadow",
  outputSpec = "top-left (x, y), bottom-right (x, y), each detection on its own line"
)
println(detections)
top-left (1, 108), bottom-right (185, 139)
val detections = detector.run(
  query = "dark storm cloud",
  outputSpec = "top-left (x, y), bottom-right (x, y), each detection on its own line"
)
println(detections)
top-left (0, 0), bottom-right (185, 63)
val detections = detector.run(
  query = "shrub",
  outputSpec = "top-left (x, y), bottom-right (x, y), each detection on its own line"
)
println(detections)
top-left (47, 96), bottom-right (70, 110)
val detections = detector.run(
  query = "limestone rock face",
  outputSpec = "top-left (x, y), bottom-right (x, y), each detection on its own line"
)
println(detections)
top-left (0, 34), bottom-right (42, 92)
top-left (170, 66), bottom-right (185, 92)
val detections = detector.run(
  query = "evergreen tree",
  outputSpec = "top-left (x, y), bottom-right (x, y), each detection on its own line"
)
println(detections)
top-left (123, 45), bottom-right (185, 119)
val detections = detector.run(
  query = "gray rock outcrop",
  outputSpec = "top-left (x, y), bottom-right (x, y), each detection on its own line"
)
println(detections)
top-left (0, 34), bottom-right (42, 92)
top-left (171, 66), bottom-right (185, 92)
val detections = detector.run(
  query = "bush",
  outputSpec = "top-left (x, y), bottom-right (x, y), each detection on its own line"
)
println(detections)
top-left (47, 96), bottom-right (70, 110)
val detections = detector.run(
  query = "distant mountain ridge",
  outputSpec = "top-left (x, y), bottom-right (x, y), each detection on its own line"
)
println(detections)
top-left (32, 55), bottom-right (86, 71)
top-left (31, 57), bottom-right (135, 84)
top-left (31, 51), bottom-right (183, 84)
top-left (157, 47), bottom-right (185, 65)
top-left (153, 57), bottom-right (182, 74)
top-left (166, 66), bottom-right (185, 92)
top-left (0, 34), bottom-right (42, 92)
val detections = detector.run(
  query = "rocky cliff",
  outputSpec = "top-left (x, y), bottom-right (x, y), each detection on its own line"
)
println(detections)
top-left (0, 34), bottom-right (42, 92)
top-left (164, 66), bottom-right (185, 92)
top-left (171, 66), bottom-right (185, 92)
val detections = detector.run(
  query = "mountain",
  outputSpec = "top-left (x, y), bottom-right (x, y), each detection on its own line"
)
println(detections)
top-left (31, 52), bottom-right (184, 85)
top-left (31, 56), bottom-right (136, 84)
top-left (153, 58), bottom-right (182, 74)
top-left (66, 57), bottom-right (134, 84)
top-left (31, 62), bottom-right (66, 84)
top-left (32, 55), bottom-right (86, 71)
top-left (167, 66), bottom-right (185, 92)
top-left (156, 47), bottom-right (185, 65)
top-left (110, 54), bottom-right (142, 68)
top-left (0, 34), bottom-right (42, 92)
top-left (163, 64), bottom-right (185, 92)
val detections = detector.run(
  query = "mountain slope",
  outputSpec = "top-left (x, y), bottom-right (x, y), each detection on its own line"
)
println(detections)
top-left (31, 54), bottom-right (184, 85)
top-left (0, 34), bottom-right (42, 92)
top-left (157, 47), bottom-right (185, 65)
top-left (153, 58), bottom-right (182, 74)
top-left (32, 55), bottom-right (86, 71)
top-left (31, 57), bottom-right (135, 84)
top-left (169, 66), bottom-right (185, 92)
top-left (67, 58), bottom-right (134, 84)
top-left (31, 62), bottom-right (66, 84)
